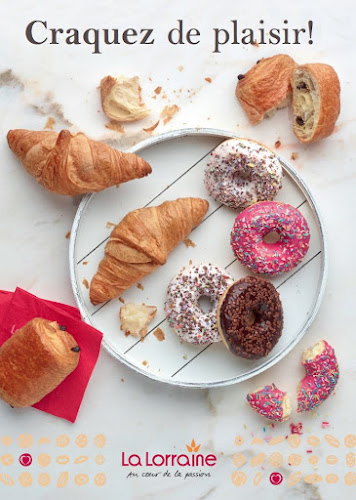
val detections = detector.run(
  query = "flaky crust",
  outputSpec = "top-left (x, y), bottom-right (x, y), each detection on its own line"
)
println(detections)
top-left (235, 54), bottom-right (297, 125)
top-left (7, 129), bottom-right (151, 195)
top-left (90, 197), bottom-right (209, 304)
top-left (0, 318), bottom-right (80, 407)
top-left (292, 63), bottom-right (341, 143)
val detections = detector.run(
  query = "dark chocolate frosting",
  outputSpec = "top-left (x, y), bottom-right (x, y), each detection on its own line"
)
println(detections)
top-left (219, 276), bottom-right (283, 359)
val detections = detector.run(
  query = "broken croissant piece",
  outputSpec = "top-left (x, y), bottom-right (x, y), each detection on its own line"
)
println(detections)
top-left (90, 197), bottom-right (209, 304)
top-left (100, 75), bottom-right (150, 122)
top-left (0, 318), bottom-right (80, 407)
top-left (235, 54), bottom-right (297, 125)
top-left (292, 63), bottom-right (340, 143)
top-left (120, 303), bottom-right (157, 338)
top-left (7, 129), bottom-right (151, 195)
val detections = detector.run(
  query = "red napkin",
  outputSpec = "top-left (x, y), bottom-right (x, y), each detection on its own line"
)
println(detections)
top-left (0, 288), bottom-right (103, 423)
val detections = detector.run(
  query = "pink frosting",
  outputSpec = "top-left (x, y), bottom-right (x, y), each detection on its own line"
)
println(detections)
top-left (297, 340), bottom-right (339, 412)
top-left (231, 201), bottom-right (310, 276)
top-left (247, 383), bottom-right (288, 422)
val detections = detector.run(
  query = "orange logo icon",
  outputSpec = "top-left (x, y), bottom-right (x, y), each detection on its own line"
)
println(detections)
top-left (186, 439), bottom-right (201, 453)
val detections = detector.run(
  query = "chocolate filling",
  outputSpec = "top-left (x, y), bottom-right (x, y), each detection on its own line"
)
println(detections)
top-left (296, 82), bottom-right (307, 90)
top-left (71, 345), bottom-right (80, 352)
top-left (219, 276), bottom-right (283, 359)
top-left (59, 325), bottom-right (67, 331)
top-left (237, 74), bottom-right (245, 80)
top-left (296, 116), bottom-right (304, 126)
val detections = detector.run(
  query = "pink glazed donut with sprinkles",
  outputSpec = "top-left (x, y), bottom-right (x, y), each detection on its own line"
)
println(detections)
top-left (230, 201), bottom-right (310, 276)
top-left (297, 340), bottom-right (339, 412)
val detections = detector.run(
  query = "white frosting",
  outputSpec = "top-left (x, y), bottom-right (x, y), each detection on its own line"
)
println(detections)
top-left (204, 138), bottom-right (283, 210)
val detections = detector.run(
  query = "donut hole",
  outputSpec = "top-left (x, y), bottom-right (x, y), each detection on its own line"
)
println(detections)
top-left (247, 309), bottom-right (256, 326)
top-left (263, 230), bottom-right (280, 244)
top-left (198, 295), bottom-right (214, 314)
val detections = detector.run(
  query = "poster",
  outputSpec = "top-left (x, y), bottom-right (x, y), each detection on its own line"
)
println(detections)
top-left (0, 0), bottom-right (354, 498)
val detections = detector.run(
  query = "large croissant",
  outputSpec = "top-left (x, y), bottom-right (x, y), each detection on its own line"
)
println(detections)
top-left (7, 129), bottom-right (151, 195)
top-left (90, 197), bottom-right (209, 304)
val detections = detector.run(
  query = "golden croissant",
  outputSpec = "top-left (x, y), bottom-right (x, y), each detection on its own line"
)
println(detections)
top-left (90, 197), bottom-right (209, 304)
top-left (7, 129), bottom-right (152, 195)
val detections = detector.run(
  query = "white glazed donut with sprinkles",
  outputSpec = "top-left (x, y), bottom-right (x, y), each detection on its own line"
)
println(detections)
top-left (204, 138), bottom-right (283, 210)
top-left (165, 264), bottom-right (234, 345)
top-left (231, 201), bottom-right (310, 276)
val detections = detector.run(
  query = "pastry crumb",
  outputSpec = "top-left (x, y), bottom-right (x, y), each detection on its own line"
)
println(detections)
top-left (205, 77), bottom-right (212, 83)
top-left (274, 140), bottom-right (281, 149)
top-left (153, 328), bottom-right (165, 342)
top-left (105, 120), bottom-right (125, 133)
top-left (252, 39), bottom-right (259, 47)
top-left (106, 221), bottom-right (116, 228)
top-left (184, 238), bottom-right (196, 248)
top-left (143, 120), bottom-right (160, 133)
top-left (189, 259), bottom-right (193, 265)
top-left (82, 261), bottom-right (89, 265)
top-left (120, 303), bottom-right (157, 338)
top-left (183, 355), bottom-right (188, 360)
top-left (120, 378), bottom-right (125, 382)
top-left (100, 75), bottom-right (149, 122)
top-left (137, 283), bottom-right (144, 290)
top-left (44, 117), bottom-right (55, 129)
top-left (160, 104), bottom-right (180, 125)
top-left (82, 278), bottom-right (89, 289)
top-left (118, 297), bottom-right (125, 304)
top-left (142, 360), bottom-right (148, 366)
top-left (65, 231), bottom-right (71, 239)
top-left (154, 86), bottom-right (162, 95)
top-left (178, 65), bottom-right (184, 72)
top-left (291, 152), bottom-right (299, 160)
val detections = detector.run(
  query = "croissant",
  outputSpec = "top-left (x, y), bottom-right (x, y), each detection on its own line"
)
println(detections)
top-left (292, 63), bottom-right (340, 143)
top-left (90, 197), bottom-right (209, 304)
top-left (0, 318), bottom-right (80, 407)
top-left (235, 54), bottom-right (297, 125)
top-left (7, 129), bottom-right (152, 195)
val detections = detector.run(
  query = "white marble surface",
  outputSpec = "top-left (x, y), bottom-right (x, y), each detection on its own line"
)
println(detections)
top-left (0, 0), bottom-right (355, 498)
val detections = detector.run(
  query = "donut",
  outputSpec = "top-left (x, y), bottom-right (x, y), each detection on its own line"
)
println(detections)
top-left (217, 276), bottom-right (283, 359)
top-left (246, 383), bottom-right (291, 422)
top-left (230, 201), bottom-right (310, 276)
top-left (204, 138), bottom-right (283, 210)
top-left (165, 264), bottom-right (233, 344)
top-left (297, 340), bottom-right (339, 412)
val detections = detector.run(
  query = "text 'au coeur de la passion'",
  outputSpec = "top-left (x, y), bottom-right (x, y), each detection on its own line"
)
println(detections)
top-left (25, 19), bottom-right (314, 54)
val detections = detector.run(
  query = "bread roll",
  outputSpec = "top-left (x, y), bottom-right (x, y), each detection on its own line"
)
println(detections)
top-left (0, 318), bottom-right (80, 407)
top-left (235, 54), bottom-right (297, 125)
top-left (292, 63), bottom-right (340, 143)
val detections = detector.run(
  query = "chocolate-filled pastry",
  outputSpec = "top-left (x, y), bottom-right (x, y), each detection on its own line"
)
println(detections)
top-left (0, 318), bottom-right (80, 407)
top-left (292, 63), bottom-right (340, 143)
top-left (217, 277), bottom-right (283, 359)
top-left (235, 54), bottom-right (297, 125)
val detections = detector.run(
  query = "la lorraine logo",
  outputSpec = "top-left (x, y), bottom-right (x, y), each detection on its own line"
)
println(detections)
top-left (186, 439), bottom-right (201, 453)
top-left (121, 438), bottom-right (217, 468)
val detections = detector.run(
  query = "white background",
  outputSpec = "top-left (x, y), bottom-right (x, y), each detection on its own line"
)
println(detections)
top-left (0, 0), bottom-right (355, 498)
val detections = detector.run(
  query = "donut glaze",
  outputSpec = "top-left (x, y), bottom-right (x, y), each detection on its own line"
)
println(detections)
top-left (297, 340), bottom-right (339, 412)
top-left (217, 276), bottom-right (283, 359)
top-left (165, 264), bottom-right (234, 345)
top-left (247, 383), bottom-right (291, 422)
top-left (231, 201), bottom-right (310, 276)
top-left (204, 138), bottom-right (283, 210)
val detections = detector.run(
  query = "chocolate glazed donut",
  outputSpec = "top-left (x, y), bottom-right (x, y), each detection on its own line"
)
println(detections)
top-left (217, 276), bottom-right (283, 359)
